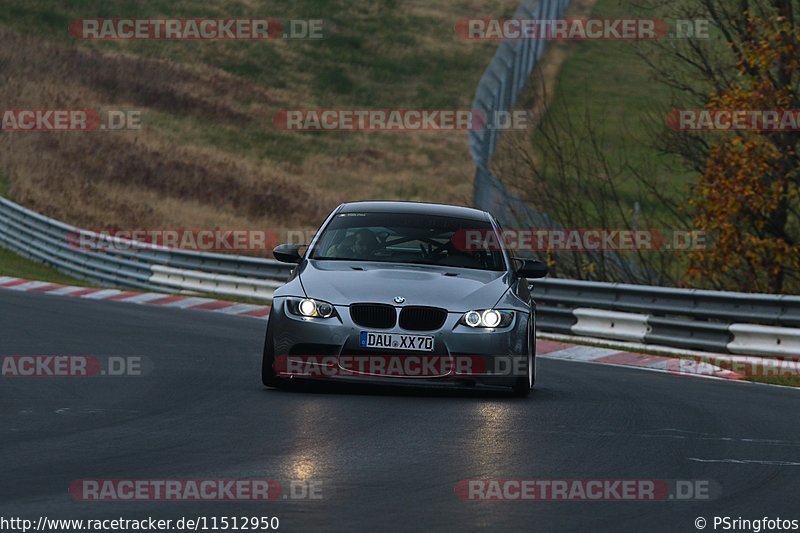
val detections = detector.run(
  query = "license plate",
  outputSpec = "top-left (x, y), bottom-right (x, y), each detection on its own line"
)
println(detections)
top-left (359, 332), bottom-right (434, 352)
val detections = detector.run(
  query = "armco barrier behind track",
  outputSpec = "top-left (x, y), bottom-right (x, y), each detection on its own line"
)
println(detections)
top-left (533, 279), bottom-right (800, 356)
top-left (0, 197), bottom-right (290, 301)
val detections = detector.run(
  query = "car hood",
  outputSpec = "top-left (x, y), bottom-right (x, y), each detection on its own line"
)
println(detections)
top-left (298, 260), bottom-right (510, 311)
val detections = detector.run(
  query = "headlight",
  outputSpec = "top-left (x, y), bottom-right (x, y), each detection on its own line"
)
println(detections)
top-left (286, 297), bottom-right (338, 318)
top-left (464, 310), bottom-right (482, 327)
top-left (459, 309), bottom-right (514, 328)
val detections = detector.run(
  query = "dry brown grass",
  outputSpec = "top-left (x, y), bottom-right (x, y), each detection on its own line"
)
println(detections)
top-left (0, 30), bottom-right (327, 231)
top-left (0, 0), bottom-right (518, 244)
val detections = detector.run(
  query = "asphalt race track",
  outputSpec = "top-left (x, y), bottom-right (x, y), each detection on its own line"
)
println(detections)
top-left (2, 287), bottom-right (799, 532)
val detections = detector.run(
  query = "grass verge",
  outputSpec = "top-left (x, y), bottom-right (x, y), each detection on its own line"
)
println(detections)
top-left (0, 247), bottom-right (90, 286)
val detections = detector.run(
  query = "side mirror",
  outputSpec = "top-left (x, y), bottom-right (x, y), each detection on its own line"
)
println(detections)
top-left (516, 259), bottom-right (548, 279)
top-left (273, 243), bottom-right (303, 264)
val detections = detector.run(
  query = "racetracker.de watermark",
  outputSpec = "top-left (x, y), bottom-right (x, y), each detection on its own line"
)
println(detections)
top-left (274, 354), bottom-right (530, 378)
top-left (273, 109), bottom-right (531, 131)
top-left (1, 355), bottom-right (150, 378)
top-left (452, 229), bottom-right (707, 252)
top-left (678, 356), bottom-right (800, 378)
top-left (455, 18), bottom-right (709, 40)
top-left (68, 479), bottom-right (323, 501)
top-left (667, 109), bottom-right (800, 131)
top-left (1, 109), bottom-right (141, 131)
top-left (69, 18), bottom-right (325, 40)
top-left (67, 228), bottom-right (280, 253)
top-left (455, 479), bottom-right (720, 501)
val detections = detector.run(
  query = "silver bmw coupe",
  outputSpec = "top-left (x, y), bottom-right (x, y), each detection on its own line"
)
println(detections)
top-left (262, 201), bottom-right (548, 396)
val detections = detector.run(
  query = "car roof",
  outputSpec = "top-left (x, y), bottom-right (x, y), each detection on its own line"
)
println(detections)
top-left (338, 201), bottom-right (491, 222)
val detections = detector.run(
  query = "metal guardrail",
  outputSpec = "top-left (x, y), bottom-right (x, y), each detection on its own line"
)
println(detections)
top-left (469, 0), bottom-right (571, 172)
top-left (532, 279), bottom-right (800, 356)
top-left (0, 196), bottom-right (291, 301)
top-left (1, 195), bottom-right (798, 356)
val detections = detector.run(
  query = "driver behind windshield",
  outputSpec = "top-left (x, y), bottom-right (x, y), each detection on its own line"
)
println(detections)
top-left (352, 229), bottom-right (379, 258)
top-left (326, 229), bottom-right (379, 259)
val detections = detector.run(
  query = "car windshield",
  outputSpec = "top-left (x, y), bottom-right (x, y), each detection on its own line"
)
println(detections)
top-left (310, 211), bottom-right (507, 271)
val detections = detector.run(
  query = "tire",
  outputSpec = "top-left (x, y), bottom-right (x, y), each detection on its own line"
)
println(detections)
top-left (511, 314), bottom-right (535, 397)
top-left (511, 352), bottom-right (533, 397)
top-left (261, 314), bottom-right (286, 388)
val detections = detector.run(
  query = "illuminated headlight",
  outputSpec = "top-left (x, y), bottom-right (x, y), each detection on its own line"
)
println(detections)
top-left (459, 309), bottom-right (514, 328)
top-left (464, 310), bottom-right (482, 327)
top-left (299, 299), bottom-right (316, 316)
top-left (287, 297), bottom-right (337, 318)
top-left (482, 309), bottom-right (502, 328)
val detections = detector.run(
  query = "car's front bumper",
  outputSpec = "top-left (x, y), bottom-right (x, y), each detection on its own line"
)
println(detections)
top-left (267, 298), bottom-right (531, 387)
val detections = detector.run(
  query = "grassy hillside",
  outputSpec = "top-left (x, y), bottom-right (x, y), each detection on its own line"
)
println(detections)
top-left (0, 0), bottom-right (518, 241)
top-left (501, 0), bottom-right (695, 225)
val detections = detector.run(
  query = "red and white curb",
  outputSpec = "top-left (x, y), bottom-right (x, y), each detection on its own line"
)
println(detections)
top-left (0, 276), bottom-right (270, 319)
top-left (537, 340), bottom-right (746, 381)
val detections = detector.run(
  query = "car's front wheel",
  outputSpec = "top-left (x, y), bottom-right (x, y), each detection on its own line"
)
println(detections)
top-left (511, 314), bottom-right (535, 397)
top-left (511, 352), bottom-right (533, 397)
top-left (261, 315), bottom-right (285, 388)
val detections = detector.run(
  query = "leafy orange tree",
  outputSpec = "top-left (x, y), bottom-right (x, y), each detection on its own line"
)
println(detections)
top-left (643, 0), bottom-right (800, 293)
